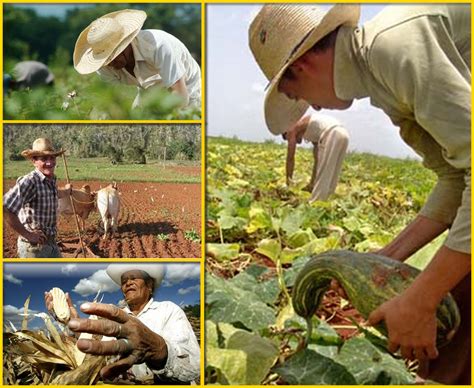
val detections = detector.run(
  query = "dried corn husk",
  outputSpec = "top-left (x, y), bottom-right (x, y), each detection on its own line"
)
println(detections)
top-left (50, 287), bottom-right (70, 324)
top-left (51, 354), bottom-right (106, 385)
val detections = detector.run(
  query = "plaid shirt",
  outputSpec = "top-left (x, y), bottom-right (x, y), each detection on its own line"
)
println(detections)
top-left (4, 169), bottom-right (58, 237)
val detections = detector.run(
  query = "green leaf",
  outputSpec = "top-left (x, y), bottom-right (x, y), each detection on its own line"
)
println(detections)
top-left (274, 349), bottom-right (357, 384)
top-left (246, 206), bottom-right (272, 234)
top-left (281, 209), bottom-right (305, 235)
top-left (206, 320), bottom-right (219, 348)
top-left (226, 330), bottom-right (279, 384)
top-left (309, 320), bottom-right (343, 346)
top-left (255, 238), bottom-right (281, 262)
top-left (206, 347), bottom-right (247, 385)
top-left (334, 337), bottom-right (415, 384)
top-left (217, 214), bottom-right (247, 230)
top-left (206, 275), bottom-right (275, 330)
top-left (231, 271), bottom-right (280, 305)
top-left (275, 302), bottom-right (296, 330)
top-left (287, 228), bottom-right (317, 248)
top-left (206, 243), bottom-right (240, 261)
top-left (280, 247), bottom-right (305, 264)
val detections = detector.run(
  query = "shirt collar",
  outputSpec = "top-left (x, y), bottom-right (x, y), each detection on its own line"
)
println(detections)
top-left (130, 35), bottom-right (145, 62)
top-left (33, 168), bottom-right (56, 183)
top-left (124, 297), bottom-right (157, 317)
top-left (333, 26), bottom-right (369, 101)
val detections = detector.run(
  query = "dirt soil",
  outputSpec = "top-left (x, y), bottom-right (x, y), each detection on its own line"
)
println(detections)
top-left (3, 180), bottom-right (202, 258)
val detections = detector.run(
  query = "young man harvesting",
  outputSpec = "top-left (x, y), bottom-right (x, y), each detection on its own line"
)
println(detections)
top-left (249, 4), bottom-right (470, 384)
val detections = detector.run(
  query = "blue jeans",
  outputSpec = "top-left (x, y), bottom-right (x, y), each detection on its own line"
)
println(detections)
top-left (17, 236), bottom-right (62, 258)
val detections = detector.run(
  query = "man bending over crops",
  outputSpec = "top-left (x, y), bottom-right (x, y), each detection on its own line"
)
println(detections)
top-left (3, 61), bottom-right (55, 94)
top-left (283, 113), bottom-right (349, 201)
top-left (3, 138), bottom-right (72, 258)
top-left (73, 9), bottom-right (201, 110)
top-left (45, 264), bottom-right (200, 384)
top-left (249, 4), bottom-right (470, 384)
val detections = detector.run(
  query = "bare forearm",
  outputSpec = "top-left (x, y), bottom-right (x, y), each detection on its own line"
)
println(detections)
top-left (4, 207), bottom-right (30, 239)
top-left (404, 245), bottom-right (470, 310)
top-left (286, 140), bottom-right (296, 183)
top-left (379, 215), bottom-right (449, 261)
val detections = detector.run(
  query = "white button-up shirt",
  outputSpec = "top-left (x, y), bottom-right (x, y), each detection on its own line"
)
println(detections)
top-left (98, 30), bottom-right (201, 108)
top-left (116, 298), bottom-right (200, 383)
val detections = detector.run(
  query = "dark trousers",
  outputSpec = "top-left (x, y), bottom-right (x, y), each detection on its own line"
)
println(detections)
top-left (419, 274), bottom-right (470, 384)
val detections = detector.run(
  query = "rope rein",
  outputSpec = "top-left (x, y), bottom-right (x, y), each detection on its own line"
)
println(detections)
top-left (72, 196), bottom-right (96, 205)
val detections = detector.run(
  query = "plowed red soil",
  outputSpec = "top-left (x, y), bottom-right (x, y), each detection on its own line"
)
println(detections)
top-left (3, 180), bottom-right (201, 258)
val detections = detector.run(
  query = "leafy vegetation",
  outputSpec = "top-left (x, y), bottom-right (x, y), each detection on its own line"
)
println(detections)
top-left (205, 136), bottom-right (443, 384)
top-left (185, 229), bottom-right (201, 243)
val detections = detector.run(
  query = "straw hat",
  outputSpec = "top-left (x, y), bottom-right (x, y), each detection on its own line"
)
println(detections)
top-left (74, 9), bottom-right (147, 74)
top-left (106, 264), bottom-right (166, 290)
top-left (21, 138), bottom-right (65, 159)
top-left (249, 5), bottom-right (360, 135)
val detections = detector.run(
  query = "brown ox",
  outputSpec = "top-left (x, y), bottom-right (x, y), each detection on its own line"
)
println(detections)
top-left (58, 185), bottom-right (96, 231)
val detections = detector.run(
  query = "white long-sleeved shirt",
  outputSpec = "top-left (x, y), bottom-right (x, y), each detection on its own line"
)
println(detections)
top-left (98, 30), bottom-right (201, 108)
top-left (113, 298), bottom-right (200, 383)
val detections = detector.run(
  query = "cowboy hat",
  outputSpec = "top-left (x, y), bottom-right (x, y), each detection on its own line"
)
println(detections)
top-left (249, 5), bottom-right (360, 135)
top-left (21, 138), bottom-right (65, 159)
top-left (106, 264), bottom-right (166, 289)
top-left (74, 9), bottom-right (147, 74)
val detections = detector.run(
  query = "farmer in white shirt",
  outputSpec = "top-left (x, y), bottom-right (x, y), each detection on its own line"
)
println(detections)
top-left (73, 9), bottom-right (201, 109)
top-left (283, 113), bottom-right (349, 201)
top-left (45, 264), bottom-right (200, 384)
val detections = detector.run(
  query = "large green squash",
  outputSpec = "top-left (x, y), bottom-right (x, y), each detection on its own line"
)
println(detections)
top-left (292, 250), bottom-right (460, 348)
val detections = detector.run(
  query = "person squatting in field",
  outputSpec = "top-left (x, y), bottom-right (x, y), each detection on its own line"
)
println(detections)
top-left (73, 9), bottom-right (201, 110)
top-left (249, 4), bottom-right (470, 384)
top-left (3, 138), bottom-right (71, 258)
top-left (44, 264), bottom-right (200, 384)
top-left (283, 113), bottom-right (349, 201)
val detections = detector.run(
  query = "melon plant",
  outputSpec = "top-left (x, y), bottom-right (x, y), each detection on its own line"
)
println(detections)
top-left (292, 250), bottom-right (460, 348)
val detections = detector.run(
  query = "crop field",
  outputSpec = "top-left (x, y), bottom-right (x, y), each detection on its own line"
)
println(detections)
top-left (205, 137), bottom-right (444, 384)
top-left (4, 66), bottom-right (201, 121)
top-left (3, 161), bottom-right (201, 258)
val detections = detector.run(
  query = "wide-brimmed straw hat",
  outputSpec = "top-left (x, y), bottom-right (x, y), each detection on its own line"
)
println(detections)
top-left (106, 264), bottom-right (166, 290)
top-left (74, 9), bottom-right (147, 74)
top-left (249, 5), bottom-right (360, 135)
top-left (21, 138), bottom-right (65, 159)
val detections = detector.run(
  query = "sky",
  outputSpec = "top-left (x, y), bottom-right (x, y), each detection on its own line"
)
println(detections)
top-left (4, 262), bottom-right (200, 331)
top-left (207, 4), bottom-right (418, 159)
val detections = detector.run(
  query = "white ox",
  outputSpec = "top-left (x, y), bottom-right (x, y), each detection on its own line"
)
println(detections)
top-left (97, 183), bottom-right (121, 239)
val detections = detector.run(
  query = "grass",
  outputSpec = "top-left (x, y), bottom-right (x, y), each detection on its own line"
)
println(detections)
top-left (4, 157), bottom-right (201, 184)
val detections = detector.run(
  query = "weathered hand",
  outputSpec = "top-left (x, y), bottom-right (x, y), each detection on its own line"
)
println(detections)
top-left (68, 302), bottom-right (168, 380)
top-left (44, 291), bottom-right (79, 321)
top-left (368, 293), bottom-right (439, 361)
top-left (26, 230), bottom-right (47, 245)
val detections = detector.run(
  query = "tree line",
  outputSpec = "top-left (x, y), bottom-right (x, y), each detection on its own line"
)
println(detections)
top-left (4, 4), bottom-right (201, 69)
top-left (4, 125), bottom-right (201, 163)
